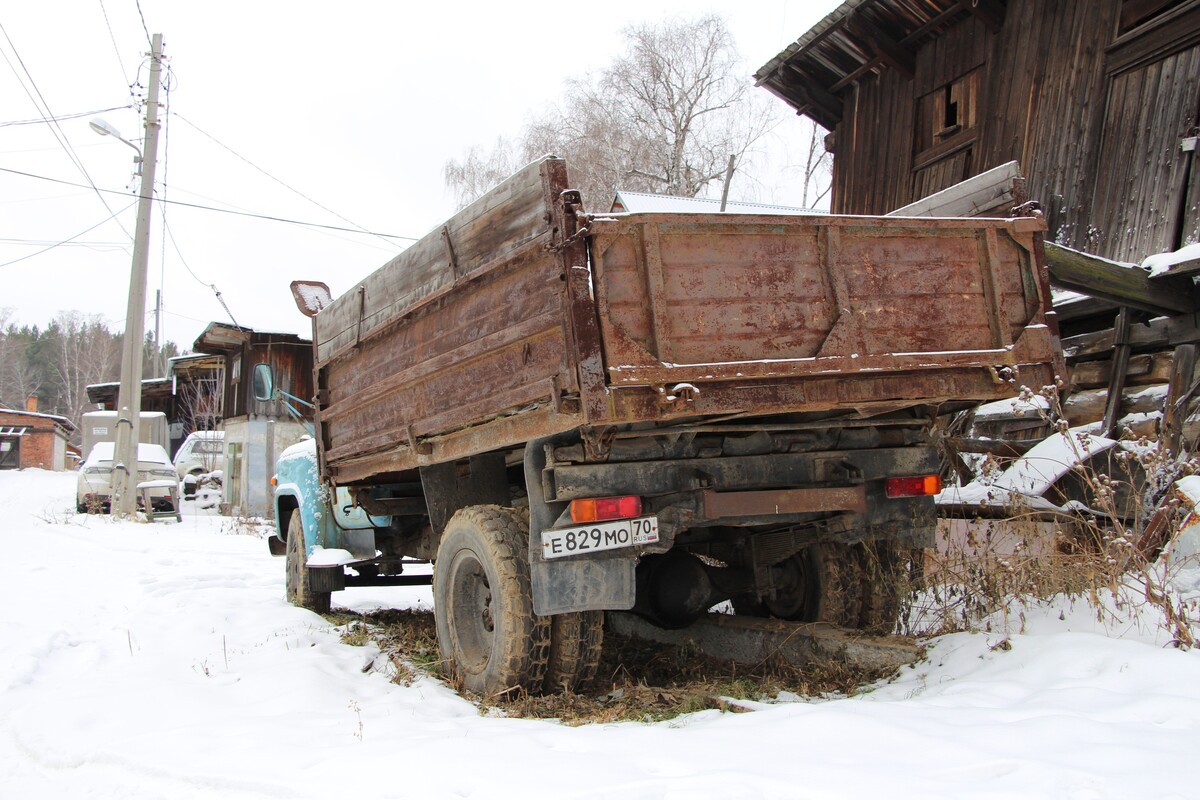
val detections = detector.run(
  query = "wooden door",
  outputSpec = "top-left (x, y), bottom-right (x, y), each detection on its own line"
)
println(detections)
top-left (0, 437), bottom-right (20, 469)
top-left (1091, 43), bottom-right (1200, 261)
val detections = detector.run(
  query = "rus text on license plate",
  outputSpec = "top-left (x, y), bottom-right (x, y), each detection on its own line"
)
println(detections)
top-left (541, 516), bottom-right (659, 559)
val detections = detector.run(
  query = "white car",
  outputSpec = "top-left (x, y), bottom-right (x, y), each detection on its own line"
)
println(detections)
top-left (174, 431), bottom-right (224, 498)
top-left (76, 442), bottom-right (179, 514)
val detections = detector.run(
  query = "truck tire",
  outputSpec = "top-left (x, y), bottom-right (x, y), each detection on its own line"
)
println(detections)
top-left (286, 512), bottom-right (331, 613)
top-left (543, 611), bottom-right (604, 694)
top-left (856, 541), bottom-right (905, 635)
top-left (732, 543), bottom-right (863, 627)
top-left (434, 505), bottom-right (549, 697)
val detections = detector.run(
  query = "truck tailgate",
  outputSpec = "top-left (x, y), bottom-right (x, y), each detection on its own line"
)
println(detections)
top-left (587, 212), bottom-right (1060, 414)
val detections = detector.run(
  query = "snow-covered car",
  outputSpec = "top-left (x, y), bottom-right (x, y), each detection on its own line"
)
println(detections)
top-left (76, 442), bottom-right (179, 513)
top-left (173, 430), bottom-right (224, 498)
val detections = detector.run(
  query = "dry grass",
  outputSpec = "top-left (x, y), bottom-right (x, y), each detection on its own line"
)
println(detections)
top-left (914, 382), bottom-right (1200, 645)
top-left (325, 607), bottom-right (893, 723)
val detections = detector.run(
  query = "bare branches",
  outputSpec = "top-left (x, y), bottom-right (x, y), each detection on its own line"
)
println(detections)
top-left (445, 15), bottom-right (795, 211)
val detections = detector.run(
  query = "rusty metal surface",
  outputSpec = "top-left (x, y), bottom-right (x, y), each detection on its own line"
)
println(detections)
top-left (701, 486), bottom-right (867, 518)
top-left (588, 213), bottom-right (1047, 383)
top-left (317, 197), bottom-right (1060, 484)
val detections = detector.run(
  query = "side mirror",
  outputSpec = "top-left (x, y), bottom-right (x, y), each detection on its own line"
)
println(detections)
top-left (252, 363), bottom-right (274, 402)
top-left (290, 281), bottom-right (333, 318)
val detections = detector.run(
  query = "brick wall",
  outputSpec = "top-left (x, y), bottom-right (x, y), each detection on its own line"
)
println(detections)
top-left (0, 410), bottom-right (70, 470)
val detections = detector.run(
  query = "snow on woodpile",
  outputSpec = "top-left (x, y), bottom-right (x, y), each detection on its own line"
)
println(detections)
top-left (1142, 242), bottom-right (1200, 277)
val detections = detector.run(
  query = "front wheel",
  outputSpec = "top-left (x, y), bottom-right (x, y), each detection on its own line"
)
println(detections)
top-left (285, 512), bottom-right (331, 613)
top-left (434, 506), bottom-right (549, 697)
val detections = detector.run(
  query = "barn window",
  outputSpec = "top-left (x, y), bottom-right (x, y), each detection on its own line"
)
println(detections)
top-left (914, 69), bottom-right (980, 170)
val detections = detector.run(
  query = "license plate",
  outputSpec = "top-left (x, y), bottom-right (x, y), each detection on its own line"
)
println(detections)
top-left (541, 516), bottom-right (659, 559)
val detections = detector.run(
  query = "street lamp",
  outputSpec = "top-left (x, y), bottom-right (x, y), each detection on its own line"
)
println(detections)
top-left (90, 32), bottom-right (164, 519)
top-left (89, 119), bottom-right (143, 173)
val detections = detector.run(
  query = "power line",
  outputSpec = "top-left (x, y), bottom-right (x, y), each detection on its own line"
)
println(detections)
top-left (0, 237), bottom-right (130, 250)
top-left (0, 165), bottom-right (420, 241)
top-left (0, 21), bottom-right (133, 240)
top-left (0, 200), bottom-right (137, 268)
top-left (172, 113), bottom-right (401, 249)
top-left (96, 0), bottom-right (130, 85)
top-left (133, 0), bottom-right (154, 50)
top-left (0, 104), bottom-right (133, 128)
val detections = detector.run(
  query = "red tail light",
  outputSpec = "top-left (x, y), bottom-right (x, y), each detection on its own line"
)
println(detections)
top-left (885, 475), bottom-right (942, 498)
top-left (570, 496), bottom-right (643, 523)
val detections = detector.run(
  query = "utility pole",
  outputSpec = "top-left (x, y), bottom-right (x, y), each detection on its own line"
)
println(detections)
top-left (155, 289), bottom-right (164, 375)
top-left (111, 33), bottom-right (164, 518)
top-left (718, 154), bottom-right (736, 212)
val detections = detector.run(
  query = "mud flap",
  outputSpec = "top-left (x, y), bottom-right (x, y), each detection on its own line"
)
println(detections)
top-left (525, 435), bottom-right (637, 616)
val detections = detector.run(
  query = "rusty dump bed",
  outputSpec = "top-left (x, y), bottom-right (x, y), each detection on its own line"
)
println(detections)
top-left (313, 156), bottom-right (1062, 484)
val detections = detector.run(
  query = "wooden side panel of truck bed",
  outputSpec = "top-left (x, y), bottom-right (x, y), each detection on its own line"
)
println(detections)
top-left (313, 156), bottom-right (1062, 483)
top-left (315, 158), bottom-right (574, 481)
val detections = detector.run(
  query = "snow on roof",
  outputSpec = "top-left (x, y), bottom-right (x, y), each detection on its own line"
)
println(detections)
top-left (610, 190), bottom-right (820, 216)
top-left (0, 407), bottom-right (75, 429)
top-left (84, 441), bottom-right (171, 463)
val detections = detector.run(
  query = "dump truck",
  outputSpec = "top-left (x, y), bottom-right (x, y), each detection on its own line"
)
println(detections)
top-left (263, 155), bottom-right (1063, 696)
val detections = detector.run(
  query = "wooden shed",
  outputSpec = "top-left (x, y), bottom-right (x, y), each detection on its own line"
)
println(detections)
top-left (87, 353), bottom-right (225, 457)
top-left (192, 323), bottom-right (314, 518)
top-left (755, 0), bottom-right (1200, 264)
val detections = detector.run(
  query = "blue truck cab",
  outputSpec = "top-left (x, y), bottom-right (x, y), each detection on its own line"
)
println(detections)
top-left (269, 437), bottom-right (390, 601)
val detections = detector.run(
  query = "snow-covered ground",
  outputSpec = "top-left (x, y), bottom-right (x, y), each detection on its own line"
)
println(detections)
top-left (2, 468), bottom-right (1199, 799)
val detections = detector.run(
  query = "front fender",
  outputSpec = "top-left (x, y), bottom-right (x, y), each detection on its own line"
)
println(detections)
top-left (271, 439), bottom-right (329, 557)
top-left (271, 438), bottom-right (377, 561)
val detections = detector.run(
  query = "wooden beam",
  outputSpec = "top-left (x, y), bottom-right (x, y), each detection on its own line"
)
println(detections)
top-left (1043, 242), bottom-right (1198, 317)
top-left (901, 5), bottom-right (967, 45)
top-left (946, 436), bottom-right (1039, 458)
top-left (829, 56), bottom-right (885, 93)
top-left (781, 63), bottom-right (844, 128)
top-left (956, 0), bottom-right (1006, 32)
top-left (887, 160), bottom-right (1021, 217)
top-left (1164, 344), bottom-right (1198, 456)
top-left (846, 11), bottom-right (916, 78)
top-left (1100, 308), bottom-right (1133, 438)
top-left (1060, 316), bottom-right (1172, 360)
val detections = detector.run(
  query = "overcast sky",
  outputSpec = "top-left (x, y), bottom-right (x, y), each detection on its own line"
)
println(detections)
top-left (1, 1), bottom-right (838, 351)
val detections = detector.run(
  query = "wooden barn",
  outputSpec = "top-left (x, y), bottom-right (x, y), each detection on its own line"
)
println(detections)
top-left (756, 0), bottom-right (1199, 263)
top-left (756, 0), bottom-right (1200, 449)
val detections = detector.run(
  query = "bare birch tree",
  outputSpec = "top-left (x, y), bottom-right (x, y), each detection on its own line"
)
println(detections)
top-left (0, 309), bottom-right (41, 412)
top-left (445, 14), bottom-right (776, 211)
top-left (45, 312), bottom-right (121, 430)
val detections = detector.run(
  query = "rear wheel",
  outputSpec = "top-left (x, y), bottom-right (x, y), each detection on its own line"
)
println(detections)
top-left (732, 542), bottom-right (866, 628)
top-left (285, 512), bottom-right (331, 613)
top-left (856, 541), bottom-right (911, 635)
top-left (434, 505), bottom-right (549, 697)
top-left (543, 611), bottom-right (604, 694)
